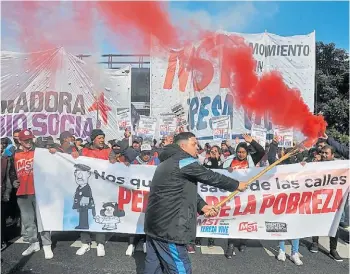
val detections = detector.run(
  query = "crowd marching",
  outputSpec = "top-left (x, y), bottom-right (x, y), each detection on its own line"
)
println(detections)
top-left (1, 127), bottom-right (349, 268)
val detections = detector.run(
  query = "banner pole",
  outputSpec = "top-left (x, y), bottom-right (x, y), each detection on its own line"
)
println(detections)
top-left (211, 141), bottom-right (307, 212)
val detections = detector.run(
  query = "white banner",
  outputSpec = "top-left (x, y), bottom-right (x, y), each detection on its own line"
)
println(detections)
top-left (211, 116), bottom-right (231, 140)
top-left (251, 125), bottom-right (267, 149)
top-left (116, 108), bottom-right (132, 132)
top-left (158, 114), bottom-right (177, 138)
top-left (136, 116), bottom-right (157, 144)
top-left (274, 127), bottom-right (294, 148)
top-left (150, 31), bottom-right (315, 140)
top-left (0, 49), bottom-right (131, 141)
top-left (34, 148), bottom-right (348, 239)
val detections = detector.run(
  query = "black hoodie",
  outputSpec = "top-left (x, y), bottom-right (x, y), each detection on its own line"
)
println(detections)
top-left (144, 144), bottom-right (240, 245)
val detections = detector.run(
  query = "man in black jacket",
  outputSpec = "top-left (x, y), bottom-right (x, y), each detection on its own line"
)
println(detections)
top-left (144, 132), bottom-right (248, 274)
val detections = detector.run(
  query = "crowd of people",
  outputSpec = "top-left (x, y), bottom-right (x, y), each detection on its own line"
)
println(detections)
top-left (1, 127), bottom-right (349, 268)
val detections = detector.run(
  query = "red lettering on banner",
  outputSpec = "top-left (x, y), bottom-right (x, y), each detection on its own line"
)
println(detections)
top-left (163, 48), bottom-right (192, 92)
top-left (242, 195), bottom-right (257, 215)
top-left (118, 187), bottom-right (131, 210)
top-left (273, 193), bottom-right (288, 215)
top-left (299, 192), bottom-right (312, 214)
top-left (131, 190), bottom-right (143, 212)
top-left (163, 39), bottom-right (215, 92)
top-left (331, 189), bottom-right (343, 212)
top-left (239, 222), bottom-right (258, 232)
top-left (205, 196), bottom-right (219, 206)
top-left (286, 193), bottom-right (301, 214)
top-left (197, 218), bottom-right (221, 226)
top-left (321, 189), bottom-right (333, 213)
top-left (192, 37), bottom-right (215, 91)
top-left (219, 196), bottom-right (231, 217)
top-left (259, 194), bottom-right (275, 214)
top-left (312, 190), bottom-right (323, 214)
top-left (233, 196), bottom-right (243, 216)
top-left (142, 191), bottom-right (149, 213)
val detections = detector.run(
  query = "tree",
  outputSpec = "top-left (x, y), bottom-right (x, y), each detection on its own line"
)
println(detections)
top-left (315, 42), bottom-right (349, 143)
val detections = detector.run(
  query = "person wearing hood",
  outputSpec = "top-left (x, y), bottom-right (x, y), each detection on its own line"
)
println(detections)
top-left (143, 132), bottom-right (248, 274)
top-left (110, 141), bottom-right (128, 163)
top-left (223, 134), bottom-right (265, 259)
top-left (1, 138), bottom-right (15, 157)
top-left (125, 144), bottom-right (160, 257)
top-left (109, 140), bottom-right (137, 163)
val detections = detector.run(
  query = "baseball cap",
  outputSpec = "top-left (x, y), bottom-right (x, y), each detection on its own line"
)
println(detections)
top-left (59, 131), bottom-right (73, 142)
top-left (18, 129), bottom-right (35, 141)
top-left (141, 144), bottom-right (152, 152)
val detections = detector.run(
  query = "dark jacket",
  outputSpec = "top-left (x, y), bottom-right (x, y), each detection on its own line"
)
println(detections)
top-left (247, 140), bottom-right (265, 165)
top-left (327, 137), bottom-right (349, 159)
top-left (267, 141), bottom-right (305, 165)
top-left (1, 156), bottom-right (12, 200)
top-left (144, 144), bottom-right (240, 245)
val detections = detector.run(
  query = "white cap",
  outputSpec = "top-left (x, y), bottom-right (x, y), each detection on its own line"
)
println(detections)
top-left (141, 144), bottom-right (152, 152)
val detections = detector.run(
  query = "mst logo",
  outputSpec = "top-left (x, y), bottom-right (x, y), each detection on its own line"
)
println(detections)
top-left (265, 222), bottom-right (288, 233)
top-left (16, 158), bottom-right (34, 173)
top-left (238, 222), bottom-right (257, 232)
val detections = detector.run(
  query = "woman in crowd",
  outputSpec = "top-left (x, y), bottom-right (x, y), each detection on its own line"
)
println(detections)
top-left (224, 134), bottom-right (265, 259)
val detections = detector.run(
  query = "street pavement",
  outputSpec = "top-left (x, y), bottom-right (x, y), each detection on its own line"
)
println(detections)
top-left (1, 229), bottom-right (349, 274)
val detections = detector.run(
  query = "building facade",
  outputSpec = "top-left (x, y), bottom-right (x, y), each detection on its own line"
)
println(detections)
top-left (77, 54), bottom-right (151, 116)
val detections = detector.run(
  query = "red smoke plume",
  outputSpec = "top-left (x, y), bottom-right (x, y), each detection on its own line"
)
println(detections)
top-left (95, 2), bottom-right (179, 51)
top-left (3, 1), bottom-right (327, 140)
top-left (95, 2), bottom-right (327, 140)
top-left (217, 35), bottom-right (327, 140)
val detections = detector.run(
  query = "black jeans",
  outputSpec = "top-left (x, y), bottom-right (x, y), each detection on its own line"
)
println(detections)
top-left (128, 234), bottom-right (146, 245)
top-left (227, 238), bottom-right (247, 246)
top-left (312, 229), bottom-right (339, 250)
top-left (1, 202), bottom-right (8, 242)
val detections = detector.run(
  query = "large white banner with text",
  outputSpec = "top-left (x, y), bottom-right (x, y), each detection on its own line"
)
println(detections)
top-left (34, 149), bottom-right (348, 239)
top-left (1, 50), bottom-right (131, 141)
top-left (150, 31), bottom-right (315, 140)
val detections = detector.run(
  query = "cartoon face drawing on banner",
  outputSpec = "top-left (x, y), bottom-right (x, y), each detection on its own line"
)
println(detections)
top-left (72, 164), bottom-right (96, 230)
top-left (94, 202), bottom-right (125, 230)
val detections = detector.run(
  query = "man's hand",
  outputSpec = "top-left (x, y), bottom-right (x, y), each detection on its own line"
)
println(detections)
top-left (201, 205), bottom-right (219, 217)
top-left (237, 182), bottom-right (249, 192)
top-left (320, 133), bottom-right (328, 140)
top-left (227, 167), bottom-right (234, 173)
top-left (242, 134), bottom-right (253, 143)
top-left (71, 151), bottom-right (79, 159)
top-left (13, 180), bottom-right (20, 188)
top-left (49, 148), bottom-right (57, 154)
